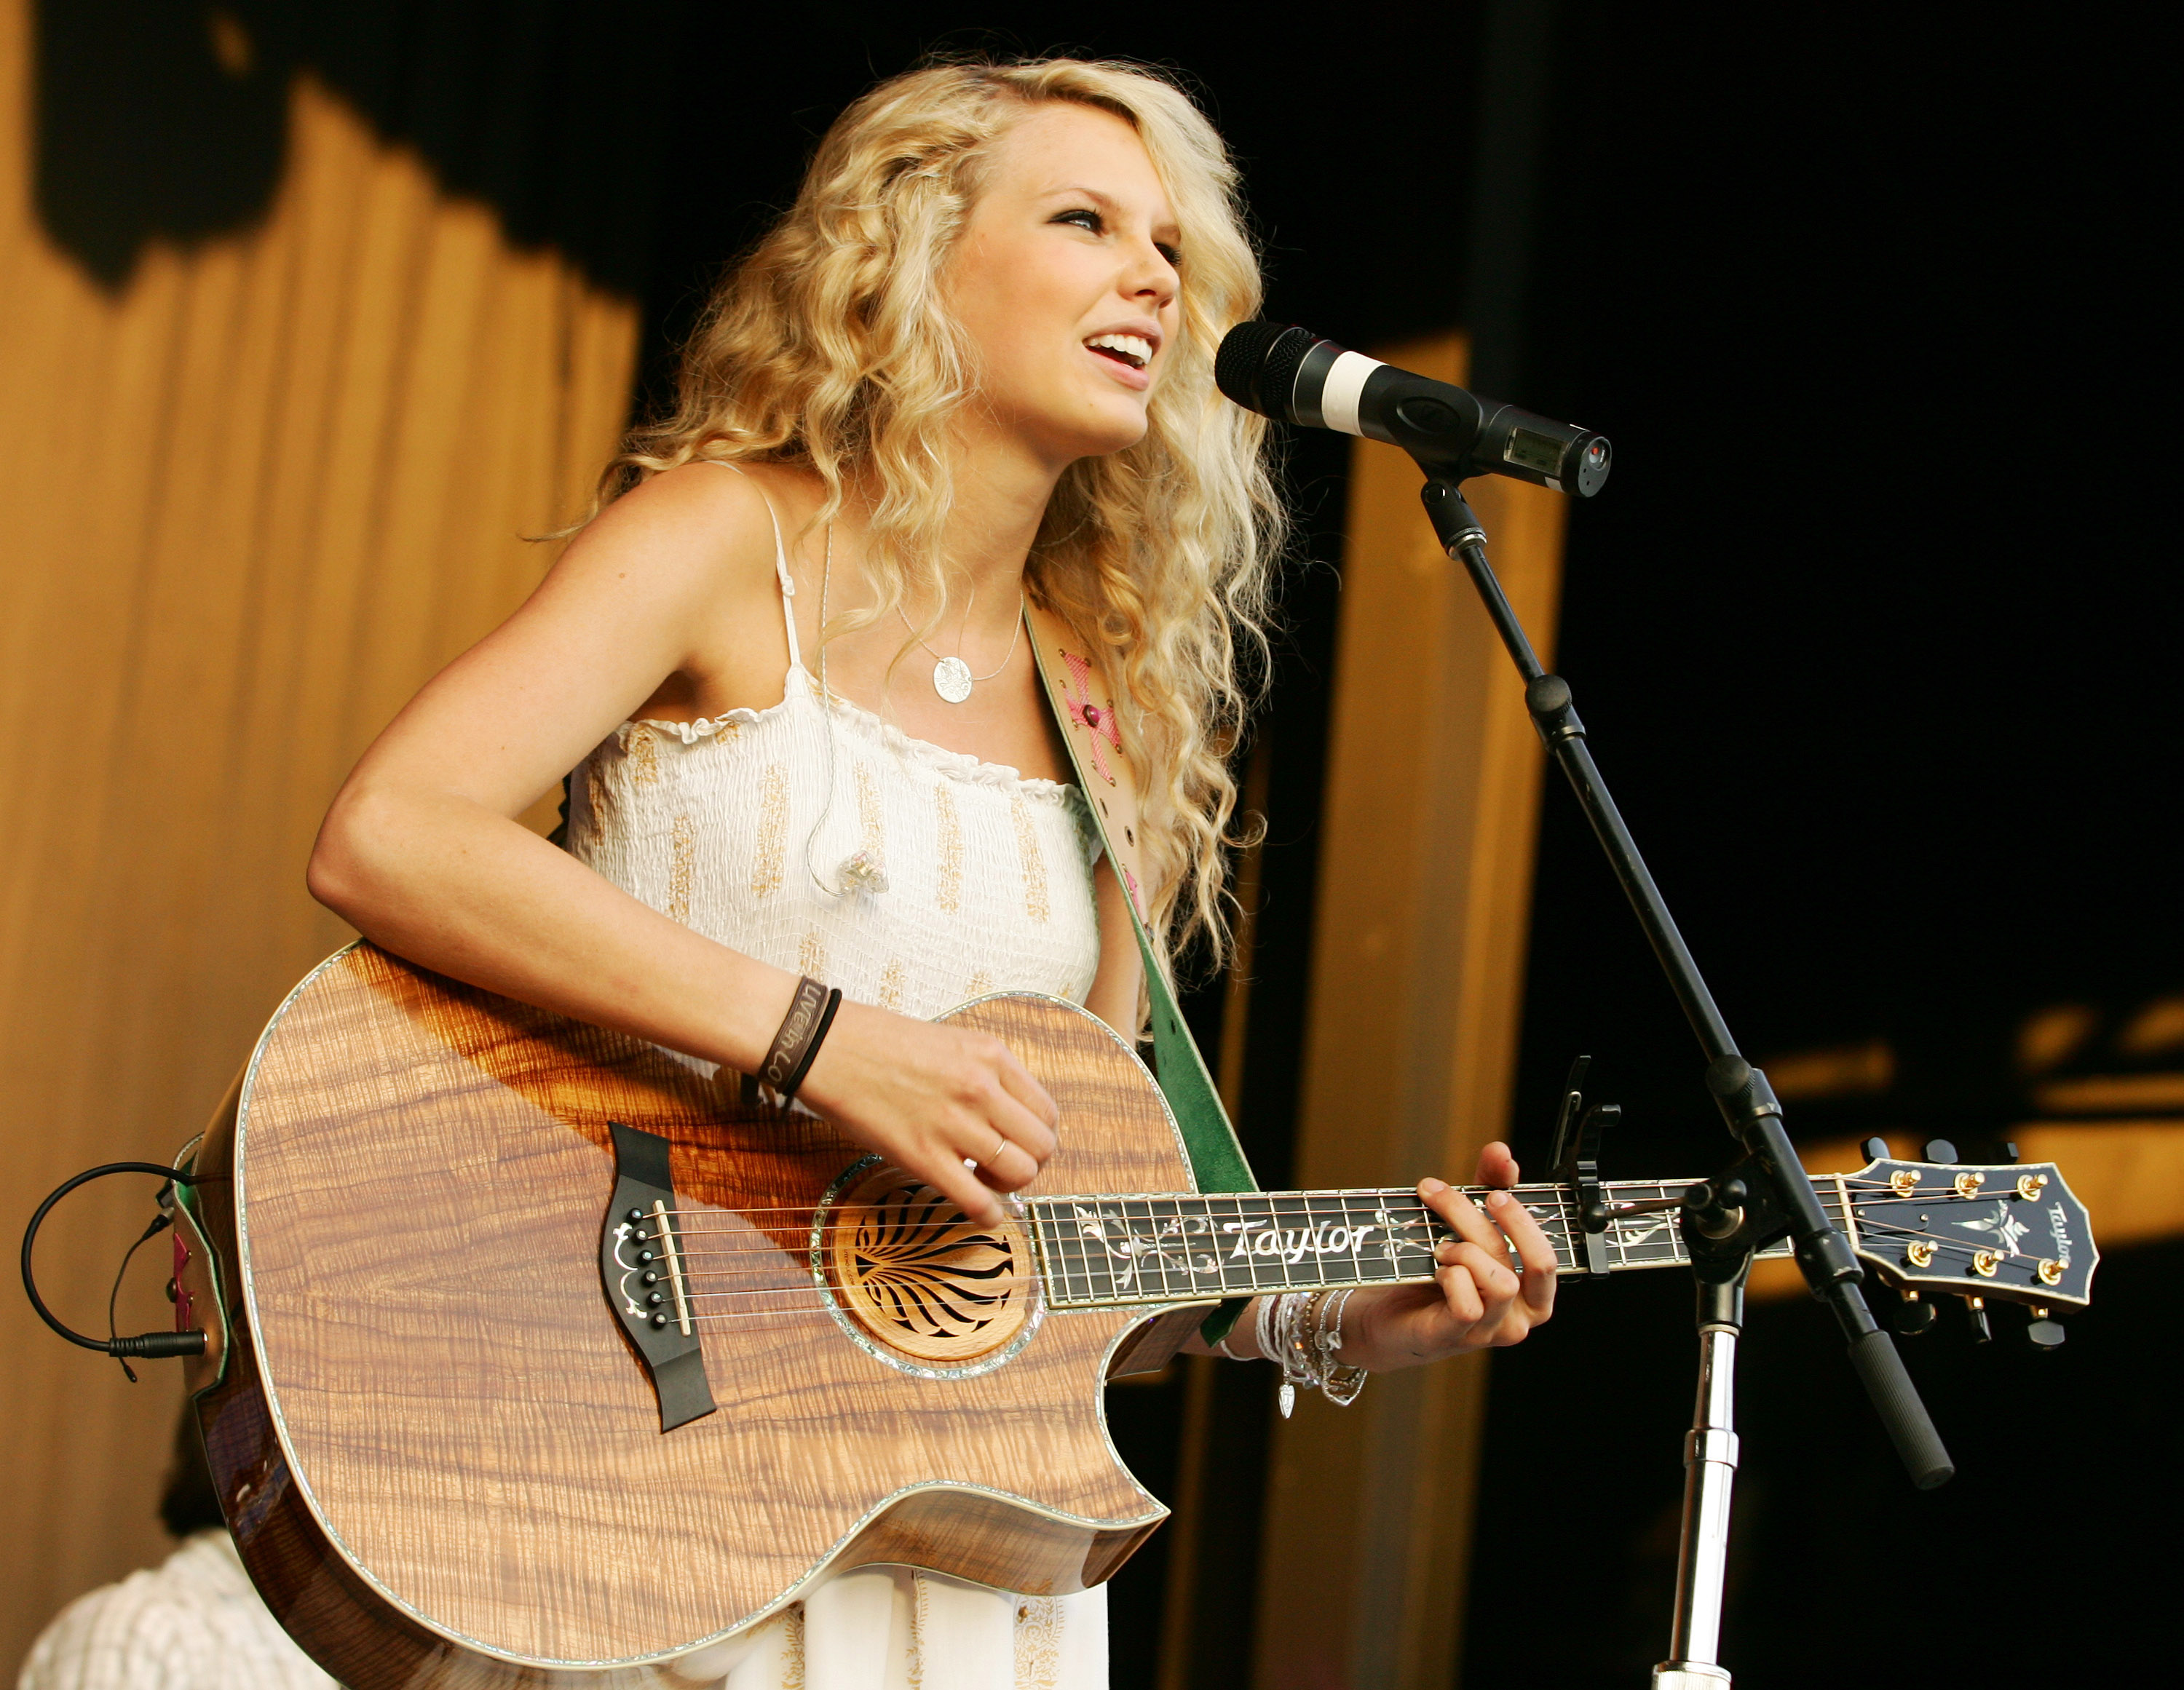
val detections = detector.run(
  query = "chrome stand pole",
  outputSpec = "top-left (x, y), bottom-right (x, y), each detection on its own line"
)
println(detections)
top-left (1652, 1262), bottom-right (1749, 1689)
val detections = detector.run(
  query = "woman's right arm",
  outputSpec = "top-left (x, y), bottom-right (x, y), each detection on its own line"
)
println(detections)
top-left (306, 465), bottom-right (1055, 1221)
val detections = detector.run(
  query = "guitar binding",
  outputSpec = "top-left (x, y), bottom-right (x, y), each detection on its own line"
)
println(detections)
top-left (598, 1121), bottom-right (719, 1432)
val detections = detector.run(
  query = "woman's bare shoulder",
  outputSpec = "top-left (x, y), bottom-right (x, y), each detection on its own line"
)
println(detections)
top-left (529, 459), bottom-right (824, 715)
top-left (549, 459), bottom-right (797, 598)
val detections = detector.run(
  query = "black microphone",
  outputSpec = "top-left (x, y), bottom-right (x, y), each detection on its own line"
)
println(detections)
top-left (1215, 322), bottom-right (1612, 497)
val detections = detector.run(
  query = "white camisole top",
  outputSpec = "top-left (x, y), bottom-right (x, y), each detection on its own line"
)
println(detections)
top-left (563, 466), bottom-right (1112, 1689)
top-left (566, 474), bottom-right (1103, 1024)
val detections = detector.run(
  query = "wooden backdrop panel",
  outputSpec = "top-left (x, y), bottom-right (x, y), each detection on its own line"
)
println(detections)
top-left (0, 3), bottom-right (638, 1671)
top-left (1253, 333), bottom-right (1567, 1690)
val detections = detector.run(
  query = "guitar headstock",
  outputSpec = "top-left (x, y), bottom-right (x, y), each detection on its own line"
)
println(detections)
top-left (1845, 1158), bottom-right (2097, 1309)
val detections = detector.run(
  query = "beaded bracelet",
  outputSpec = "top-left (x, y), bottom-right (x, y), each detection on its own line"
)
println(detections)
top-left (1254, 1290), bottom-right (1369, 1417)
top-left (1315, 1288), bottom-right (1368, 1408)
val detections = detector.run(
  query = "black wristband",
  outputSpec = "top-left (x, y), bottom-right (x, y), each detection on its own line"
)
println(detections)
top-left (761, 977), bottom-right (832, 1100)
top-left (778, 988), bottom-right (842, 1103)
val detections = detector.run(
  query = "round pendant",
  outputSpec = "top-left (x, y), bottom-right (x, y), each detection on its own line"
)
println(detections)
top-left (932, 656), bottom-right (974, 704)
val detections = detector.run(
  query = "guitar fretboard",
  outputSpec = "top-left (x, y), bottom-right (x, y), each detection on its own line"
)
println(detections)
top-left (1024, 1179), bottom-right (1845, 1309)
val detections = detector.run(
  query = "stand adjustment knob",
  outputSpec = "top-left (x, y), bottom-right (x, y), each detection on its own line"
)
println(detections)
top-left (1684, 1175), bottom-right (1748, 1240)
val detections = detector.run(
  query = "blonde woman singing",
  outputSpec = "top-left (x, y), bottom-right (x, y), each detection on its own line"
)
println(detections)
top-left (308, 57), bottom-right (1557, 1690)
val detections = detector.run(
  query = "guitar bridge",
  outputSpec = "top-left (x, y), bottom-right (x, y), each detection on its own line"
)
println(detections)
top-left (598, 1122), bottom-right (717, 1432)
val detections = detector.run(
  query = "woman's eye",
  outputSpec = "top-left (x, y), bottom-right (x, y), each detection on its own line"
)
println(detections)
top-left (1156, 243), bottom-right (1183, 268)
top-left (1053, 208), bottom-right (1104, 234)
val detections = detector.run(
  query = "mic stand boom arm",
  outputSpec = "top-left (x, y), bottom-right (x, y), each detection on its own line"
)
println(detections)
top-left (1415, 479), bottom-right (1952, 1678)
top-left (1416, 478), bottom-right (1949, 1484)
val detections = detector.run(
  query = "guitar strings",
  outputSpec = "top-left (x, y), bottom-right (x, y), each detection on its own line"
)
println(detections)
top-left (664, 1231), bottom-right (1520, 1275)
top-left (646, 1238), bottom-right (1929, 1272)
top-left (636, 1279), bottom-right (2063, 1328)
top-left (641, 1187), bottom-right (1586, 1228)
top-left (622, 1185), bottom-right (1949, 1256)
top-left (637, 1175), bottom-right (1922, 1235)
top-left (649, 1226), bottom-right (2013, 1277)
top-left (655, 1255), bottom-right (2071, 1330)
top-left (597, 1179), bottom-right (2061, 1317)
top-left (660, 1272), bottom-right (1439, 1306)
top-left (664, 1240), bottom-right (1494, 1275)
top-left (644, 1186), bottom-right (1963, 1237)
top-left (652, 1277), bottom-right (1461, 1325)
top-left (647, 1250), bottom-right (2038, 1304)
top-left (655, 1205), bottom-right (2001, 1275)
top-left (641, 1266), bottom-right (2070, 1330)
top-left (647, 1225), bottom-right (2054, 1302)
top-left (612, 1175), bottom-right (1915, 1221)
top-left (608, 1221), bottom-right (2068, 1326)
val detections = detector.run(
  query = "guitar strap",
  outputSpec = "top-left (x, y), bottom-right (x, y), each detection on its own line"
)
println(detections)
top-left (1024, 603), bottom-right (1257, 1343)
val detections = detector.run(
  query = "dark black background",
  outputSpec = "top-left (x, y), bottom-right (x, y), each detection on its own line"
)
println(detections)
top-left (1463, 11), bottom-right (2172, 1684)
top-left (34, 4), bottom-right (2171, 1681)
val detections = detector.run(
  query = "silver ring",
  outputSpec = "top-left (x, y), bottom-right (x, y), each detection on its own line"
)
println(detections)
top-left (990, 1135), bottom-right (1010, 1165)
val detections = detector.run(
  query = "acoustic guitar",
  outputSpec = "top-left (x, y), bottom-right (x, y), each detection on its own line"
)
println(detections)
top-left (164, 943), bottom-right (2096, 1688)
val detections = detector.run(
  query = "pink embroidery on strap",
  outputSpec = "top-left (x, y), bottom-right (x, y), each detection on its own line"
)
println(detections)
top-left (1059, 650), bottom-right (1122, 785)
top-left (1122, 865), bottom-right (1142, 915)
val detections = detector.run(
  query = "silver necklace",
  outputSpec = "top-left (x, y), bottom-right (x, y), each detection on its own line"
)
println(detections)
top-left (897, 590), bottom-right (1024, 703)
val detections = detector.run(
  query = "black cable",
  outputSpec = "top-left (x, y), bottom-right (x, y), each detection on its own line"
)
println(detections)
top-left (21, 1162), bottom-right (207, 1361)
top-left (105, 1209), bottom-right (173, 1382)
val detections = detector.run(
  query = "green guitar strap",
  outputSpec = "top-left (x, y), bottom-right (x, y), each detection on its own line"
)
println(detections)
top-left (1024, 604), bottom-right (1257, 1342)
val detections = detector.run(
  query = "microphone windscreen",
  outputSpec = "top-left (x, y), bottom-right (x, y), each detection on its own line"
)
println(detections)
top-left (1215, 320), bottom-right (1305, 417)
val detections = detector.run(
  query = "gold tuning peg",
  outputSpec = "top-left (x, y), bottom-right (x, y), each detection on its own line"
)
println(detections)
top-left (1890, 1286), bottom-right (1936, 1337)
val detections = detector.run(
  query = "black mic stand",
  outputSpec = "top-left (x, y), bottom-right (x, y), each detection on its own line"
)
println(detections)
top-left (1415, 480), bottom-right (1953, 1689)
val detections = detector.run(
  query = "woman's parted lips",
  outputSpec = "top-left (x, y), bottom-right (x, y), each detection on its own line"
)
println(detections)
top-left (1083, 330), bottom-right (1156, 370)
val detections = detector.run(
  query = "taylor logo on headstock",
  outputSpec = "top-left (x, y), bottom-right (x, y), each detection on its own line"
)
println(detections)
top-left (1850, 1159), bottom-right (2094, 1304)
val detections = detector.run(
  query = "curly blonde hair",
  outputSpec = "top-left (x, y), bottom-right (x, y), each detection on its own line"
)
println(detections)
top-left (604, 57), bottom-right (1282, 979)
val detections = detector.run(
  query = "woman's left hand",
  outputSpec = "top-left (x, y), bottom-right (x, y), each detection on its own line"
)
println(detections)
top-left (1334, 1141), bottom-right (1558, 1373)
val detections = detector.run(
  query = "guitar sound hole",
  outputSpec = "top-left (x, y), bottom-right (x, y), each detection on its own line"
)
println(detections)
top-left (826, 1167), bottom-right (1033, 1363)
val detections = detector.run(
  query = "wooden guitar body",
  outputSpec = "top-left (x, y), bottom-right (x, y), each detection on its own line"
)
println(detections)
top-left (178, 944), bottom-right (1200, 1687)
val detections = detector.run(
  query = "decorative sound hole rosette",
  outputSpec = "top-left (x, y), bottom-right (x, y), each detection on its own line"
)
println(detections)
top-left (821, 1164), bottom-right (1034, 1364)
